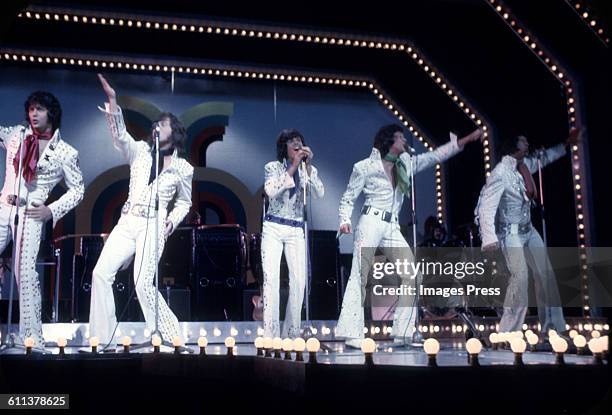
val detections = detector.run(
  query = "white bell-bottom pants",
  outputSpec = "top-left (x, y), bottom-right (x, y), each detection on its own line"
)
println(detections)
top-left (89, 214), bottom-right (181, 345)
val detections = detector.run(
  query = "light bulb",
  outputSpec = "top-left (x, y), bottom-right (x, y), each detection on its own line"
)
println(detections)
top-left (263, 337), bottom-right (273, 349)
top-left (361, 338), bottom-right (376, 354)
top-left (527, 334), bottom-right (539, 346)
top-left (569, 330), bottom-right (578, 339)
top-left (151, 335), bottom-right (162, 347)
top-left (198, 337), bottom-right (208, 348)
top-left (293, 338), bottom-right (306, 352)
top-left (224, 337), bottom-right (236, 348)
top-left (281, 338), bottom-right (293, 352)
top-left (466, 338), bottom-right (482, 355)
top-left (24, 337), bottom-right (35, 348)
top-left (600, 336), bottom-right (608, 352)
top-left (172, 336), bottom-right (182, 347)
top-left (89, 337), bottom-right (99, 348)
top-left (588, 338), bottom-right (603, 354)
top-left (122, 336), bottom-right (132, 347)
top-left (591, 330), bottom-right (601, 339)
top-left (510, 338), bottom-right (526, 353)
top-left (254, 337), bottom-right (264, 349)
top-left (272, 337), bottom-right (283, 350)
top-left (306, 338), bottom-right (320, 353)
top-left (551, 337), bottom-right (568, 353)
top-left (57, 337), bottom-right (67, 348)
top-left (574, 335), bottom-right (587, 348)
top-left (423, 338), bottom-right (440, 355)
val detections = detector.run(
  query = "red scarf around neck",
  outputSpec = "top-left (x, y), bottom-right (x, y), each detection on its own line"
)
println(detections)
top-left (13, 127), bottom-right (53, 184)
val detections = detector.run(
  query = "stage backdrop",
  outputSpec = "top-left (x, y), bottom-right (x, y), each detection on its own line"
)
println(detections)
top-left (0, 67), bottom-right (440, 251)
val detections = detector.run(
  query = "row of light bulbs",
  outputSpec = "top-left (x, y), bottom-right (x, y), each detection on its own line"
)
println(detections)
top-left (487, 0), bottom-right (590, 316)
top-left (568, 0), bottom-right (610, 45)
top-left (51, 319), bottom-right (609, 350)
top-left (22, 330), bottom-right (608, 368)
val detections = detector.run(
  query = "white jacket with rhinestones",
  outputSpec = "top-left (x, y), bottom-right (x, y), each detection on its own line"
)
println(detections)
top-left (475, 143), bottom-right (566, 247)
top-left (0, 125), bottom-right (84, 227)
top-left (264, 160), bottom-right (324, 221)
top-left (100, 105), bottom-right (193, 234)
top-left (338, 136), bottom-right (461, 228)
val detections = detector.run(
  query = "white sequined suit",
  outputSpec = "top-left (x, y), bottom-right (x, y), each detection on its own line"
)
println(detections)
top-left (0, 125), bottom-right (84, 349)
top-left (336, 137), bottom-right (462, 343)
top-left (90, 105), bottom-right (193, 345)
top-left (262, 161), bottom-right (324, 338)
top-left (476, 144), bottom-right (566, 333)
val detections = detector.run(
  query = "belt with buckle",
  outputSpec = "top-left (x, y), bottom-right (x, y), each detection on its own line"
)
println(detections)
top-left (122, 201), bottom-right (157, 219)
top-left (264, 214), bottom-right (304, 228)
top-left (497, 222), bottom-right (531, 235)
top-left (361, 205), bottom-right (397, 223)
top-left (0, 193), bottom-right (26, 207)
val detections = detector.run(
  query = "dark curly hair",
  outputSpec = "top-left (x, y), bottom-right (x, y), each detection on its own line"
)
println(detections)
top-left (373, 124), bottom-right (403, 158)
top-left (147, 112), bottom-right (186, 154)
top-left (24, 91), bottom-right (62, 132)
top-left (276, 128), bottom-right (306, 162)
top-left (498, 134), bottom-right (527, 158)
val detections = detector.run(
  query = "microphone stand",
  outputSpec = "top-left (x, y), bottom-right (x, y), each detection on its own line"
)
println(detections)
top-left (153, 127), bottom-right (162, 342)
top-left (408, 148), bottom-right (423, 347)
top-left (1, 126), bottom-right (30, 353)
top-left (299, 159), bottom-right (331, 352)
top-left (127, 126), bottom-right (166, 353)
top-left (536, 151), bottom-right (555, 331)
top-left (536, 153), bottom-right (548, 247)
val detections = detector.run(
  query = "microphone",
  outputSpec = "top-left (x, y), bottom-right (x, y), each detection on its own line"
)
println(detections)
top-left (17, 123), bottom-right (27, 143)
top-left (531, 148), bottom-right (545, 159)
top-left (153, 125), bottom-right (161, 146)
top-left (404, 143), bottom-right (416, 154)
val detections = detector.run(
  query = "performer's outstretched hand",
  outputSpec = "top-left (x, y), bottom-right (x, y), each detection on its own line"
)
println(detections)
top-left (457, 128), bottom-right (484, 148)
top-left (339, 223), bottom-right (352, 234)
top-left (26, 201), bottom-right (52, 222)
top-left (97, 73), bottom-right (117, 112)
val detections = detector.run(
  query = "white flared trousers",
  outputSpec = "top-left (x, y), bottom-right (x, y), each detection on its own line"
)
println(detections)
top-left (261, 221), bottom-right (306, 338)
top-left (0, 203), bottom-right (45, 348)
top-left (499, 227), bottom-right (566, 333)
top-left (336, 214), bottom-right (417, 341)
top-left (89, 214), bottom-right (181, 345)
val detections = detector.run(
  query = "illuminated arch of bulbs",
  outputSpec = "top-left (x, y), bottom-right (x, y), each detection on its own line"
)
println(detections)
top-left (487, 0), bottom-right (591, 316)
top-left (565, 0), bottom-right (610, 46)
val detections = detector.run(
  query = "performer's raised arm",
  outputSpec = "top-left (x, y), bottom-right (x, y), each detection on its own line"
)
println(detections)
top-left (399, 128), bottom-right (483, 175)
top-left (97, 73), bottom-right (141, 164)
